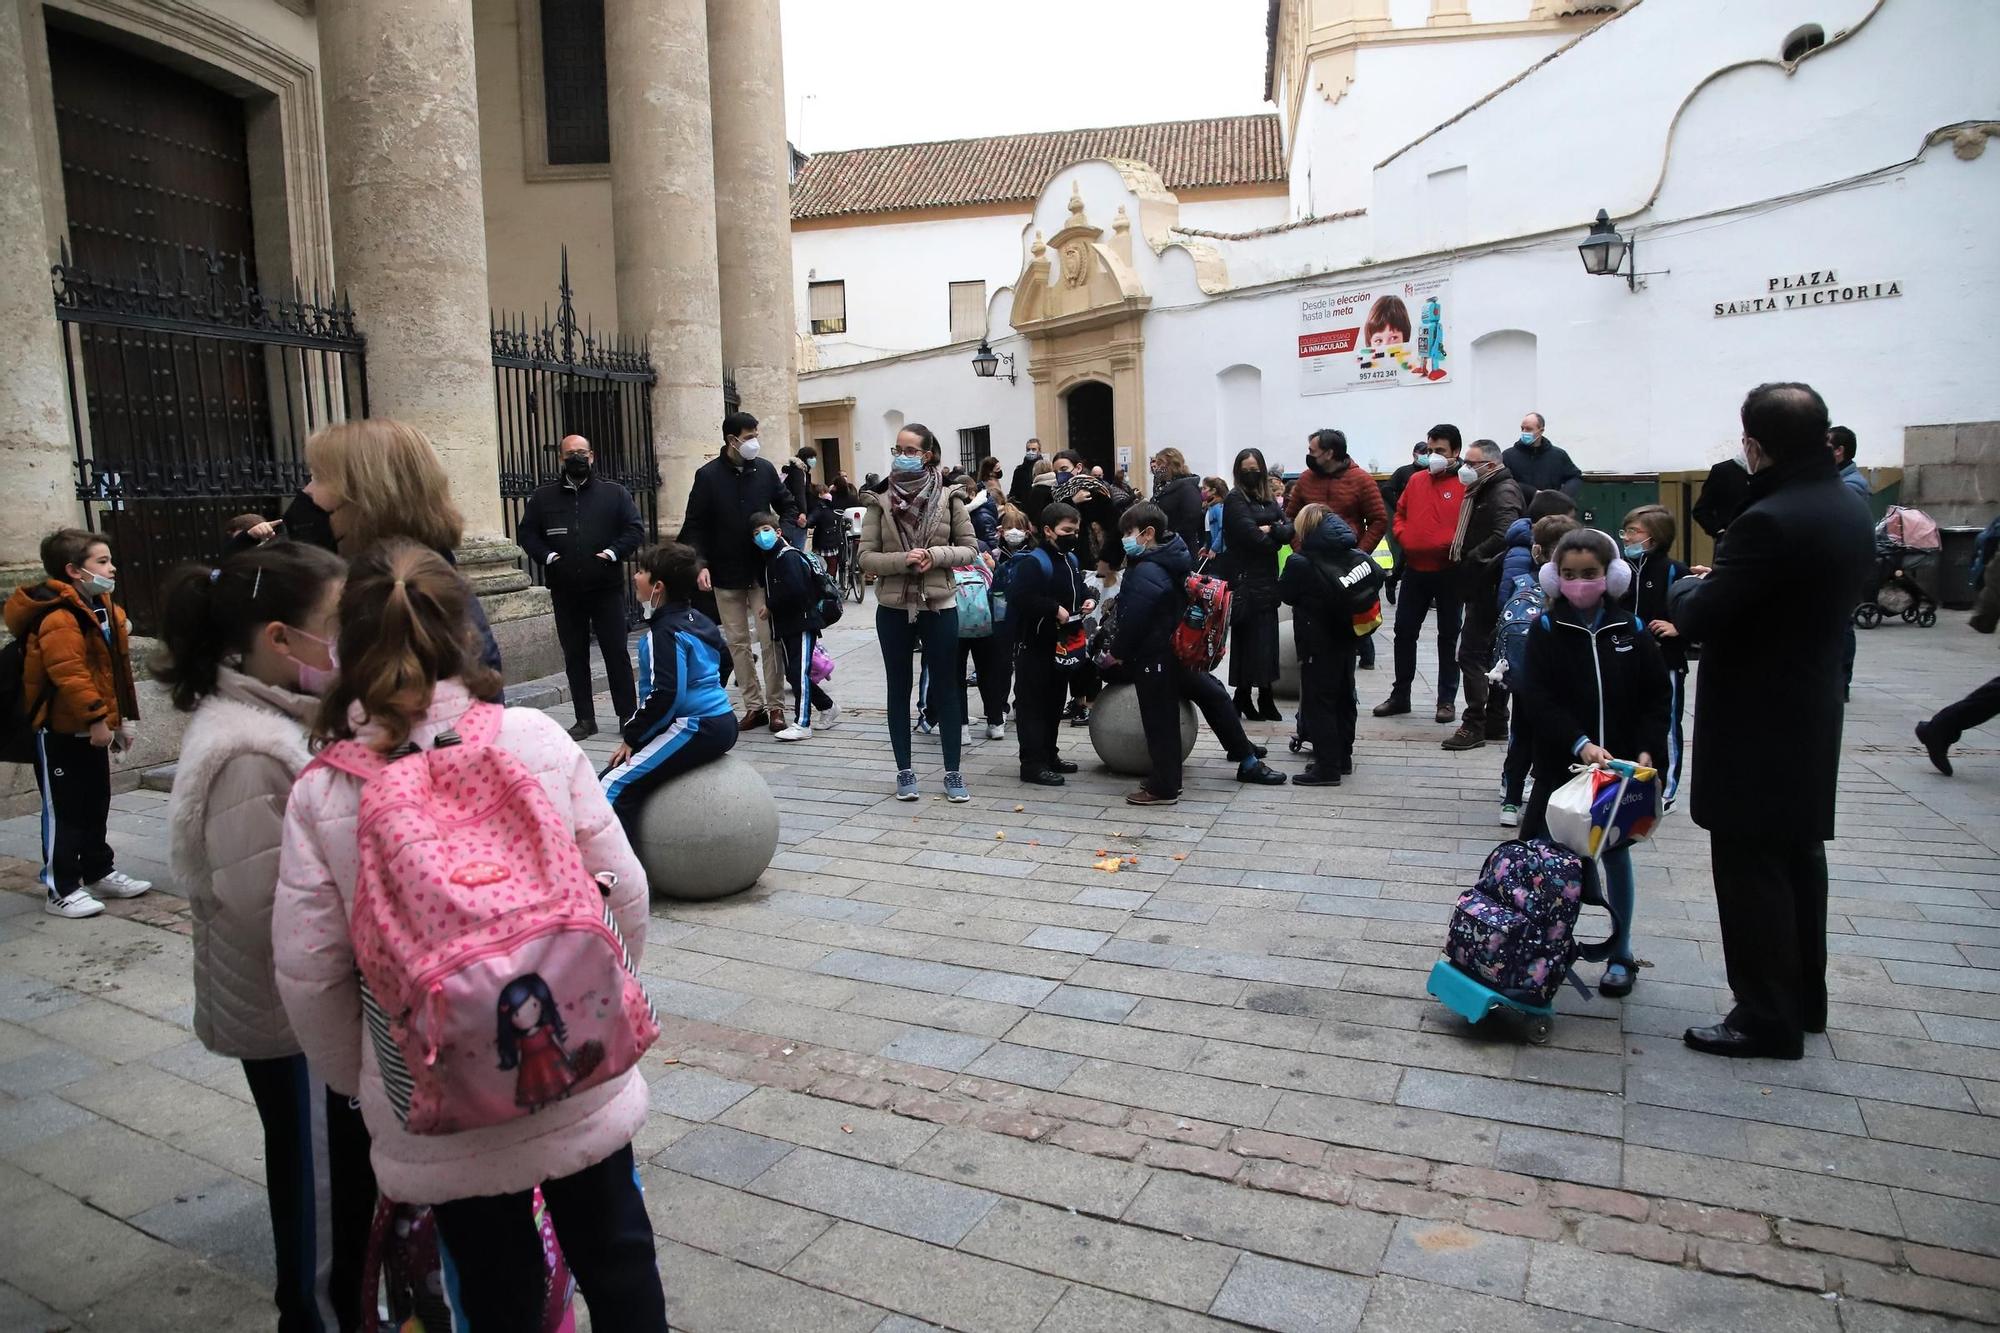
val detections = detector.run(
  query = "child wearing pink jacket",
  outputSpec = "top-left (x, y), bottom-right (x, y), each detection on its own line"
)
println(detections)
top-left (274, 540), bottom-right (665, 1332)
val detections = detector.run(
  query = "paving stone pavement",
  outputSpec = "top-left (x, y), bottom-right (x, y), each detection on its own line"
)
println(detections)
top-left (0, 592), bottom-right (1996, 1331)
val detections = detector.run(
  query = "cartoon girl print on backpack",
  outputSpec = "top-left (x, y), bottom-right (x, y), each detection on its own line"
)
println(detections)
top-left (496, 973), bottom-right (604, 1111)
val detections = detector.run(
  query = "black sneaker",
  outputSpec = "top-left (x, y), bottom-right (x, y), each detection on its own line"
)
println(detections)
top-left (1293, 765), bottom-right (1341, 787)
top-left (1020, 770), bottom-right (1067, 787)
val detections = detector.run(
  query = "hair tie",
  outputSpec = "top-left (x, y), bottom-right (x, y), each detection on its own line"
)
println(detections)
top-left (208, 568), bottom-right (221, 582)
top-left (251, 568), bottom-right (264, 600)
top-left (394, 578), bottom-right (406, 589)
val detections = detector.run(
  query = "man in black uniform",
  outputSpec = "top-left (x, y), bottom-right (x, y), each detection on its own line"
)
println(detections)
top-left (516, 434), bottom-right (647, 739)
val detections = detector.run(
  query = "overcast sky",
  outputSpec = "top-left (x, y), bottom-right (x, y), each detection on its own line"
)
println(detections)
top-left (779, 0), bottom-right (1274, 152)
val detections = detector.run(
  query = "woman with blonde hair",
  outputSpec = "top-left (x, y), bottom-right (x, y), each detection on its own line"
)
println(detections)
top-left (303, 418), bottom-right (500, 669)
top-left (1148, 447), bottom-right (1206, 554)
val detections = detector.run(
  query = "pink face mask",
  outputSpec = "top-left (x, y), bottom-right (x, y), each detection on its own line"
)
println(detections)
top-left (286, 626), bottom-right (340, 696)
top-left (1562, 577), bottom-right (1608, 610)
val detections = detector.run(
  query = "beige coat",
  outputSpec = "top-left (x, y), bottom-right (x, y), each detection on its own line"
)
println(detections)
top-left (168, 669), bottom-right (317, 1061)
top-left (858, 484), bottom-right (976, 611)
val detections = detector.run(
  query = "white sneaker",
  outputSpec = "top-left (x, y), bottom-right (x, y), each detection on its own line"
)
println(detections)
top-left (775, 724), bottom-right (811, 742)
top-left (985, 722), bottom-right (1005, 740)
top-left (815, 702), bottom-right (841, 730)
top-left (45, 889), bottom-right (105, 919)
top-left (1499, 803), bottom-right (1520, 828)
top-left (87, 870), bottom-right (151, 899)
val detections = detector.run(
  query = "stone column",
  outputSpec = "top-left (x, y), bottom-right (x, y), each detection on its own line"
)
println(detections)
top-left (707, 0), bottom-right (799, 454)
top-left (607, 0), bottom-right (725, 536)
top-left (0, 0), bottom-right (76, 590)
top-left (320, 0), bottom-right (553, 679)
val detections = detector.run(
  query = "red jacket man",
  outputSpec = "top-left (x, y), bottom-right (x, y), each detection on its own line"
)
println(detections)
top-left (1286, 429), bottom-right (1388, 553)
top-left (1393, 456), bottom-right (1466, 572)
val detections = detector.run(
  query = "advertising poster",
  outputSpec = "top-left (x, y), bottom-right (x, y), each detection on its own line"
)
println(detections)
top-left (1299, 275), bottom-right (1452, 395)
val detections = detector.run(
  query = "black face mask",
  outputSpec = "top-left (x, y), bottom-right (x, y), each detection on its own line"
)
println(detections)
top-left (1238, 471), bottom-right (1263, 487)
top-left (1054, 534), bottom-right (1079, 553)
top-left (562, 456), bottom-right (591, 480)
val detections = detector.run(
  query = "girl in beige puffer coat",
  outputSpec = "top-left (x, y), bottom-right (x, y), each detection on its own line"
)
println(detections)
top-left (159, 539), bottom-right (374, 1333)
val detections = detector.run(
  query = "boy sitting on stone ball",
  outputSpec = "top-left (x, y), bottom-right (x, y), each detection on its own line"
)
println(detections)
top-left (602, 542), bottom-right (739, 830)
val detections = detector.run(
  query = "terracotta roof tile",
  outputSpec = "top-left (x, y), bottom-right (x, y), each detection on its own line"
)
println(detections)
top-left (790, 114), bottom-right (1284, 221)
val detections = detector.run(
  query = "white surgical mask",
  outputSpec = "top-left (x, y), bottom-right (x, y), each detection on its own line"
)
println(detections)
top-left (80, 572), bottom-right (115, 597)
top-left (1458, 463), bottom-right (1479, 487)
top-left (1426, 453), bottom-right (1450, 474)
top-left (735, 436), bottom-right (761, 461)
top-left (1002, 528), bottom-right (1026, 547)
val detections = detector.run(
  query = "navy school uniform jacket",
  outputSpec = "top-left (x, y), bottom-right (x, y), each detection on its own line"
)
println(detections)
top-left (1110, 534), bottom-right (1195, 667)
top-left (621, 603), bottom-right (738, 751)
top-left (760, 543), bottom-right (824, 638)
top-left (1623, 549), bottom-right (1689, 672)
top-left (1006, 543), bottom-right (1084, 651)
top-left (1517, 599), bottom-right (1670, 782)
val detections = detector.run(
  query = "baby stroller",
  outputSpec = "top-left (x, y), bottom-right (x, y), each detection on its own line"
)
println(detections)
top-left (1855, 505), bottom-right (1940, 629)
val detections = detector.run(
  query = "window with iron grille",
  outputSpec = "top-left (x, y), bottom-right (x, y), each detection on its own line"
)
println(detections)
top-left (542, 0), bottom-right (609, 165)
top-left (948, 280), bottom-right (987, 343)
top-left (808, 280), bottom-right (846, 334)
top-left (958, 426), bottom-right (991, 473)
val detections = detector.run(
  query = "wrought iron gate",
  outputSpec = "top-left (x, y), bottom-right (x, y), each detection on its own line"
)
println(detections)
top-left (491, 250), bottom-right (658, 620)
top-left (51, 244), bottom-right (367, 634)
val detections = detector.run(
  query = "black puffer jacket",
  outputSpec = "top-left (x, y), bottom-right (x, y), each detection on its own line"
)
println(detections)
top-left (1278, 513), bottom-right (1367, 657)
top-left (677, 448), bottom-right (799, 589)
top-left (1153, 473), bottom-right (1206, 555)
top-left (1112, 534), bottom-right (1194, 666)
top-left (1518, 600), bottom-right (1670, 782)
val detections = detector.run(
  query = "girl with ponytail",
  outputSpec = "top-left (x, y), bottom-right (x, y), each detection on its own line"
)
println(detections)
top-left (158, 539), bottom-right (376, 1331)
top-left (274, 540), bottom-right (665, 1329)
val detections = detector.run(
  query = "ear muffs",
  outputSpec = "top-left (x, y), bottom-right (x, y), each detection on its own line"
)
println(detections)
top-left (1539, 556), bottom-right (1633, 601)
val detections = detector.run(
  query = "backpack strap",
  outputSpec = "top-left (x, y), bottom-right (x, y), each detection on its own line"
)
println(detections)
top-left (301, 738), bottom-right (390, 783)
top-left (453, 699), bottom-right (506, 747)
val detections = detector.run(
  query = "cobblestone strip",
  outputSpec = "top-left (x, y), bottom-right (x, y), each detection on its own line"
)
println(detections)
top-left (652, 1013), bottom-right (2000, 1322)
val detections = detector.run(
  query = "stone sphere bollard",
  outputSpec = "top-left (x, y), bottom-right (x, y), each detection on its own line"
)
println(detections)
top-left (628, 753), bottom-right (779, 901)
top-left (1274, 608), bottom-right (1300, 699)
top-left (1088, 683), bottom-right (1197, 776)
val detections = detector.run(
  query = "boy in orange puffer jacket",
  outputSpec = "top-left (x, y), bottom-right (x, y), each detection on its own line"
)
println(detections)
top-left (3, 528), bottom-right (148, 918)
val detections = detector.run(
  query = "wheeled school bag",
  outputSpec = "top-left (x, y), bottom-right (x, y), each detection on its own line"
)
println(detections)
top-left (1493, 574), bottom-right (1544, 682)
top-left (303, 701), bottom-right (658, 1136)
top-left (1430, 838), bottom-right (1627, 1040)
top-left (1173, 562), bottom-right (1232, 672)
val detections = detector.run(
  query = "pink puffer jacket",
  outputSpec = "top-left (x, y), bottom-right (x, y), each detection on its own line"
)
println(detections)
top-left (273, 679), bottom-right (650, 1204)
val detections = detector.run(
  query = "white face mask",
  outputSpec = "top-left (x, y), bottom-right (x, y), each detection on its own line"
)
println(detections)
top-left (1458, 463), bottom-right (1479, 487)
top-left (1002, 528), bottom-right (1027, 546)
top-left (735, 436), bottom-right (761, 461)
top-left (1426, 452), bottom-right (1451, 474)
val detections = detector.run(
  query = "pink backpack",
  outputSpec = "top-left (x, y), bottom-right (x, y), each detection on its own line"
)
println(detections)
top-left (306, 701), bottom-right (657, 1136)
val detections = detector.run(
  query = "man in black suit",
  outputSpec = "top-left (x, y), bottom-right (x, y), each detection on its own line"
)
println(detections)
top-left (1668, 383), bottom-right (1874, 1060)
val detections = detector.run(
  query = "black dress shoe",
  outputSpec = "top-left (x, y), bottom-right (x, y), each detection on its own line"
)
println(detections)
top-left (1683, 1022), bottom-right (1802, 1061)
top-left (1252, 745), bottom-right (1269, 759)
top-left (1293, 765), bottom-right (1341, 787)
top-left (1237, 760), bottom-right (1288, 786)
top-left (1053, 759), bottom-right (1079, 774)
top-left (568, 719), bottom-right (597, 741)
top-left (1020, 770), bottom-right (1067, 787)
top-left (1915, 721), bottom-right (1953, 776)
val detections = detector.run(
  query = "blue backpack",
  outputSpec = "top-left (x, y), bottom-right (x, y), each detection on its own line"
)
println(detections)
top-left (989, 547), bottom-right (1055, 632)
top-left (1494, 573), bottom-right (1545, 680)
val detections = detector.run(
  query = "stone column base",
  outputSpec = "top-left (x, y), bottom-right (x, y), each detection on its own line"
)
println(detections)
top-left (456, 533), bottom-right (562, 684)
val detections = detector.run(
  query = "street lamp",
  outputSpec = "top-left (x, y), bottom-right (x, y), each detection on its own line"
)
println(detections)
top-left (971, 339), bottom-right (1015, 385)
top-left (1577, 208), bottom-right (1665, 291)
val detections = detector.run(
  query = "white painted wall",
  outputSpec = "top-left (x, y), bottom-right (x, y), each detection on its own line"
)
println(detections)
top-left (1288, 31), bottom-right (1566, 219)
top-left (793, 212), bottom-right (1027, 369)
